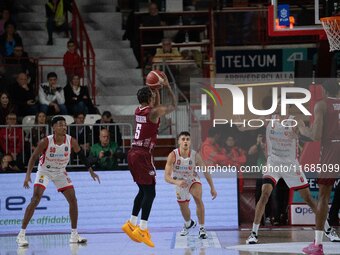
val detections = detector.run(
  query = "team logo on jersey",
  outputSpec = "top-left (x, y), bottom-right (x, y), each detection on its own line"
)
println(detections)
top-left (64, 153), bottom-right (69, 157)
top-left (188, 166), bottom-right (192, 170)
top-left (175, 166), bottom-right (180, 169)
top-left (46, 165), bottom-right (50, 168)
top-left (65, 146), bottom-right (68, 152)
top-left (50, 147), bottom-right (56, 153)
top-left (189, 160), bottom-right (192, 165)
top-left (177, 160), bottom-right (181, 165)
top-left (149, 170), bottom-right (155, 176)
top-left (49, 154), bottom-right (54, 157)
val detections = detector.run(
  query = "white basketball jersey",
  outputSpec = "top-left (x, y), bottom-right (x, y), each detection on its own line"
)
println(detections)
top-left (266, 115), bottom-right (298, 163)
top-left (172, 148), bottom-right (198, 180)
top-left (38, 134), bottom-right (72, 173)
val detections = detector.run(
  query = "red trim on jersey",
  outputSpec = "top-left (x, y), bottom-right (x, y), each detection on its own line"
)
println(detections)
top-left (291, 183), bottom-right (309, 190)
top-left (189, 181), bottom-right (202, 192)
top-left (63, 135), bottom-right (66, 144)
top-left (177, 200), bottom-right (190, 203)
top-left (178, 148), bottom-right (181, 157)
top-left (263, 175), bottom-right (277, 186)
top-left (34, 184), bottom-right (46, 190)
top-left (58, 185), bottom-right (74, 192)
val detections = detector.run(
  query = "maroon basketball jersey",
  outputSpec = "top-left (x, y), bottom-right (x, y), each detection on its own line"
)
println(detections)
top-left (322, 97), bottom-right (340, 144)
top-left (132, 106), bottom-right (160, 150)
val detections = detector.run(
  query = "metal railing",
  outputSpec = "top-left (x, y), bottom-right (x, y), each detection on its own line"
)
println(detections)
top-left (0, 123), bottom-right (132, 169)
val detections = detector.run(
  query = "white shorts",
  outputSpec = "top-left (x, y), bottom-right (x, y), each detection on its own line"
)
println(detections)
top-left (34, 170), bottom-right (74, 192)
top-left (263, 158), bottom-right (309, 189)
top-left (175, 177), bottom-right (201, 203)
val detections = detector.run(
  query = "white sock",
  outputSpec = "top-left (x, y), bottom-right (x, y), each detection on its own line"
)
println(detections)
top-left (324, 220), bottom-right (330, 232)
top-left (252, 223), bottom-right (260, 235)
top-left (185, 220), bottom-right (192, 228)
top-left (130, 215), bottom-right (138, 226)
top-left (19, 229), bottom-right (26, 235)
top-left (140, 220), bottom-right (148, 230)
top-left (71, 229), bottom-right (77, 234)
top-left (199, 224), bottom-right (204, 229)
top-left (315, 230), bottom-right (323, 245)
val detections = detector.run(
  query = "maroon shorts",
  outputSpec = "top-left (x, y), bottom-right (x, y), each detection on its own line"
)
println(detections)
top-left (317, 142), bottom-right (340, 186)
top-left (127, 147), bottom-right (156, 185)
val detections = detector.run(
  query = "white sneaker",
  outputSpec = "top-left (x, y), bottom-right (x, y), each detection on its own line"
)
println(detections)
top-left (69, 233), bottom-right (87, 243)
top-left (16, 233), bottom-right (28, 247)
top-left (180, 220), bottom-right (197, 236)
top-left (198, 227), bottom-right (208, 239)
top-left (246, 231), bottom-right (258, 244)
top-left (325, 227), bottom-right (340, 242)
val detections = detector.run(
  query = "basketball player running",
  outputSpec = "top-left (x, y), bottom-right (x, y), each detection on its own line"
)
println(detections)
top-left (244, 100), bottom-right (339, 245)
top-left (164, 131), bottom-right (217, 238)
top-left (301, 80), bottom-right (340, 255)
top-left (122, 78), bottom-right (176, 247)
top-left (16, 116), bottom-right (100, 247)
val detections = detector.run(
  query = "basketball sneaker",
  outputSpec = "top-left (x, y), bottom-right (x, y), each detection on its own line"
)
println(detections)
top-left (69, 233), bottom-right (87, 243)
top-left (246, 232), bottom-right (258, 244)
top-left (325, 227), bottom-right (340, 242)
top-left (16, 233), bottom-right (28, 247)
top-left (122, 221), bottom-right (141, 243)
top-left (132, 227), bottom-right (154, 247)
top-left (180, 220), bottom-right (197, 236)
top-left (198, 226), bottom-right (208, 239)
top-left (302, 242), bottom-right (324, 255)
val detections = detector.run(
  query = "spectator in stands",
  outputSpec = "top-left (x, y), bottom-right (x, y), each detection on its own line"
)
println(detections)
top-left (69, 112), bottom-right (91, 155)
top-left (0, 9), bottom-right (12, 36)
top-left (5, 43), bottom-right (37, 84)
top-left (39, 72), bottom-right (67, 115)
top-left (224, 135), bottom-right (247, 168)
top-left (90, 129), bottom-right (118, 170)
top-left (93, 111), bottom-right (122, 147)
top-left (64, 74), bottom-right (95, 115)
top-left (199, 127), bottom-right (229, 166)
top-left (152, 38), bottom-right (182, 62)
top-left (0, 91), bottom-right (17, 125)
top-left (0, 112), bottom-right (23, 161)
top-left (10, 73), bottom-right (39, 117)
top-left (0, 153), bottom-right (20, 172)
top-left (0, 21), bottom-right (22, 57)
top-left (63, 39), bottom-right (83, 80)
top-left (25, 111), bottom-right (48, 153)
top-left (45, 0), bottom-right (68, 45)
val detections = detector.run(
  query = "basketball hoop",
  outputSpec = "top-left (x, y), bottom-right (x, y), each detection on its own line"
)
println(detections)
top-left (320, 16), bottom-right (340, 52)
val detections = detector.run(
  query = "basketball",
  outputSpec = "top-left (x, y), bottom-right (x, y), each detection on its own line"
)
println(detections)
top-left (145, 70), bottom-right (166, 89)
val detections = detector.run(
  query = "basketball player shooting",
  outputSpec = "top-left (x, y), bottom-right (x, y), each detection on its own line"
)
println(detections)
top-left (122, 71), bottom-right (176, 248)
top-left (16, 116), bottom-right (100, 247)
top-left (164, 131), bottom-right (217, 239)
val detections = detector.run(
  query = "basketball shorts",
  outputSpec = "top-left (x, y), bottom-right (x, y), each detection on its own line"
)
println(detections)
top-left (263, 158), bottom-right (309, 189)
top-left (175, 177), bottom-right (201, 203)
top-left (318, 142), bottom-right (340, 186)
top-left (34, 170), bottom-right (73, 192)
top-left (128, 147), bottom-right (156, 185)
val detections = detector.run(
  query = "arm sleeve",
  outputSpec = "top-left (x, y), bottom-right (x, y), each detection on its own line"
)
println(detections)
top-left (39, 85), bottom-right (50, 105)
top-left (55, 89), bottom-right (65, 104)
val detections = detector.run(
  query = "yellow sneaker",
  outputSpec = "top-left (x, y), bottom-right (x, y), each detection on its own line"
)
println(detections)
top-left (132, 227), bottom-right (155, 247)
top-left (122, 221), bottom-right (141, 243)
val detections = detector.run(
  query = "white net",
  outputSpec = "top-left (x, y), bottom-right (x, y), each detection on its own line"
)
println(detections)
top-left (321, 17), bottom-right (340, 52)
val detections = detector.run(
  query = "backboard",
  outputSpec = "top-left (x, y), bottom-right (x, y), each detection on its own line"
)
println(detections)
top-left (268, 0), bottom-right (340, 37)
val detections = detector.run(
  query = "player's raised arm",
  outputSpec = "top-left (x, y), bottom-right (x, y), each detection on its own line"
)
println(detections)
top-left (149, 79), bottom-right (176, 122)
top-left (71, 137), bottom-right (100, 183)
top-left (195, 153), bottom-right (217, 200)
top-left (24, 137), bottom-right (48, 189)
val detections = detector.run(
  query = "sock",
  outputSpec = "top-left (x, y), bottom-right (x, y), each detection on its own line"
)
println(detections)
top-left (252, 223), bottom-right (260, 235)
top-left (185, 220), bottom-right (192, 228)
top-left (19, 229), bottom-right (26, 235)
top-left (324, 220), bottom-right (330, 232)
top-left (140, 220), bottom-right (148, 230)
top-left (199, 224), bottom-right (204, 229)
top-left (315, 230), bottom-right (324, 245)
top-left (71, 229), bottom-right (77, 234)
top-left (130, 215), bottom-right (138, 226)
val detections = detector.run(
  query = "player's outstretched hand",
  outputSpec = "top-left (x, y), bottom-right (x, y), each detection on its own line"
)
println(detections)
top-left (90, 170), bottom-right (100, 184)
top-left (211, 188), bottom-right (217, 200)
top-left (23, 176), bottom-right (32, 189)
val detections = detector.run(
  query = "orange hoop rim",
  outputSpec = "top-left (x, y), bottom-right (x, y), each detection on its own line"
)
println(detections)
top-left (320, 16), bottom-right (340, 22)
